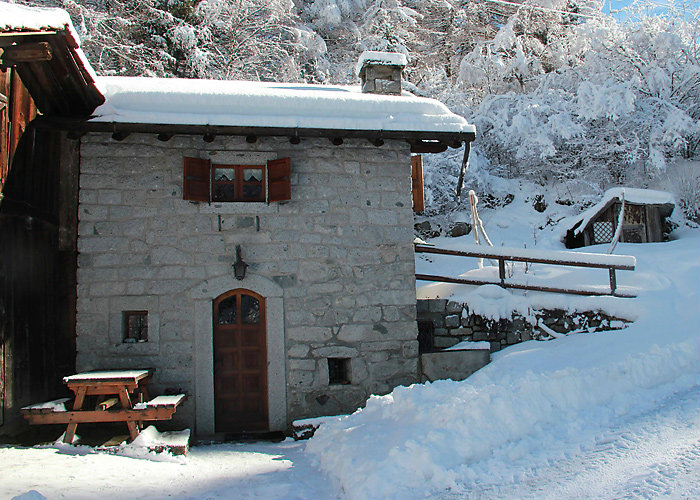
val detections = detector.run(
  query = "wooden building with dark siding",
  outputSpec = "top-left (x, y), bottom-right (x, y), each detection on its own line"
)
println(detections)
top-left (564, 188), bottom-right (675, 249)
top-left (0, 11), bottom-right (103, 435)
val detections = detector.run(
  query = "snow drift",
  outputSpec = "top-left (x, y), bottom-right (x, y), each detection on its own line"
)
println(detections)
top-left (306, 229), bottom-right (700, 499)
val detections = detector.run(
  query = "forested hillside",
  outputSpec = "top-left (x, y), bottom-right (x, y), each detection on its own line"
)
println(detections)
top-left (20, 0), bottom-right (700, 219)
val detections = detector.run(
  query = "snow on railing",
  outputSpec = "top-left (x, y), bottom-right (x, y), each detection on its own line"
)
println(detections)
top-left (414, 244), bottom-right (636, 297)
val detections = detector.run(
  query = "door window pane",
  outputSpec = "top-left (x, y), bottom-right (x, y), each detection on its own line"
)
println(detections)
top-left (241, 295), bottom-right (260, 324)
top-left (217, 296), bottom-right (237, 325)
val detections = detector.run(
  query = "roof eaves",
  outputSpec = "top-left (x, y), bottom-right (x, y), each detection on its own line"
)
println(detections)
top-left (0, 29), bottom-right (104, 116)
top-left (34, 116), bottom-right (476, 151)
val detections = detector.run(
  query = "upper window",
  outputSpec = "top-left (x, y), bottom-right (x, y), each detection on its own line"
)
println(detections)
top-left (183, 157), bottom-right (291, 203)
top-left (212, 165), bottom-right (265, 202)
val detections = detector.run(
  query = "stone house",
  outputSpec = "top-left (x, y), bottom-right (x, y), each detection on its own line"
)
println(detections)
top-left (1, 4), bottom-right (475, 437)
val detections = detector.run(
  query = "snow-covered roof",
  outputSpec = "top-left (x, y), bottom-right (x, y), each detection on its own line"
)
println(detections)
top-left (90, 76), bottom-right (476, 136)
top-left (1, 2), bottom-right (473, 142)
top-left (602, 187), bottom-right (675, 206)
top-left (0, 1), bottom-right (73, 33)
top-left (570, 188), bottom-right (675, 236)
top-left (356, 50), bottom-right (408, 75)
top-left (0, 1), bottom-right (104, 115)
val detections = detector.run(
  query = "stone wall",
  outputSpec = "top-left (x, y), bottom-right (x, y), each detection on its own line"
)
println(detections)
top-left (417, 299), bottom-right (630, 353)
top-left (76, 133), bottom-right (419, 434)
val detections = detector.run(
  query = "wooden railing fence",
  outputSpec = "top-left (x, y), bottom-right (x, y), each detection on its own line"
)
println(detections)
top-left (415, 244), bottom-right (636, 298)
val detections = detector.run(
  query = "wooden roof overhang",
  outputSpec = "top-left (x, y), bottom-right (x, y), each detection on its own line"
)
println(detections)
top-left (0, 29), bottom-right (104, 117)
top-left (33, 116), bottom-right (476, 153)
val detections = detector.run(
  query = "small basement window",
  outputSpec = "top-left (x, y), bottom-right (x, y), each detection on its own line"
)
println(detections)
top-left (123, 311), bottom-right (148, 343)
top-left (417, 320), bottom-right (435, 353)
top-left (328, 358), bottom-right (351, 385)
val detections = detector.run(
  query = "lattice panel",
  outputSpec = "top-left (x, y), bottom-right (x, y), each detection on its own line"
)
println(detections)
top-left (593, 221), bottom-right (614, 244)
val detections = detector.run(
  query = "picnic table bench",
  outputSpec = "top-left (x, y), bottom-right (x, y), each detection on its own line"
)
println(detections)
top-left (21, 369), bottom-right (186, 444)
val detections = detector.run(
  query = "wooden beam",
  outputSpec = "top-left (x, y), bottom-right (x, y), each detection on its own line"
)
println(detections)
top-left (22, 407), bottom-right (180, 424)
top-left (416, 274), bottom-right (636, 298)
top-left (455, 141), bottom-right (470, 199)
top-left (414, 244), bottom-right (636, 271)
top-left (0, 32), bottom-right (60, 48)
top-left (410, 141), bottom-right (448, 153)
top-left (32, 116), bottom-right (476, 145)
top-left (1, 42), bottom-right (52, 64)
top-left (111, 131), bottom-right (130, 141)
top-left (96, 398), bottom-right (119, 411)
top-left (45, 36), bottom-right (96, 113)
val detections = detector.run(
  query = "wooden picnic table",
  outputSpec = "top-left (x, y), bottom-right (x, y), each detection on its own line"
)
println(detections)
top-left (21, 369), bottom-right (186, 444)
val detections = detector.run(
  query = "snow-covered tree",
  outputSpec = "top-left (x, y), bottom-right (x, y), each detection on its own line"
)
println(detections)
top-left (462, 3), bottom-right (699, 203)
top-left (16, 0), bottom-right (700, 218)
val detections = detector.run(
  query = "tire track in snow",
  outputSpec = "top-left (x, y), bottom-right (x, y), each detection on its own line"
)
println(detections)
top-left (442, 384), bottom-right (700, 500)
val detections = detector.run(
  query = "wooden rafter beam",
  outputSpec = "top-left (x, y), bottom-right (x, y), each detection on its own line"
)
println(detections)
top-left (1, 42), bottom-right (52, 65)
top-left (0, 31), bottom-right (60, 48)
top-left (32, 116), bottom-right (477, 147)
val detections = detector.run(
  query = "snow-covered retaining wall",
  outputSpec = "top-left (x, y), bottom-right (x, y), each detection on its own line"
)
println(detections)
top-left (420, 349), bottom-right (490, 382)
top-left (417, 299), bottom-right (630, 353)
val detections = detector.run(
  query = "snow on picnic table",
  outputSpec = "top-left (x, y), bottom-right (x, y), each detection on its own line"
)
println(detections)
top-left (63, 369), bottom-right (150, 383)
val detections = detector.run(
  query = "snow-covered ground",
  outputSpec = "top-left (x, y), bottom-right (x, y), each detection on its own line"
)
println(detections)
top-left (307, 191), bottom-right (700, 499)
top-left (1, 439), bottom-right (339, 500)
top-left (2, 188), bottom-right (699, 500)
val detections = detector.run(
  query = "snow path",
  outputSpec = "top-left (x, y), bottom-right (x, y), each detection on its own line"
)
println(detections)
top-left (442, 384), bottom-right (700, 500)
top-left (0, 440), bottom-right (338, 500)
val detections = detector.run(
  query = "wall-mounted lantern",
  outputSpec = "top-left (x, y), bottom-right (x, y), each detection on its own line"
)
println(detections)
top-left (232, 245), bottom-right (248, 281)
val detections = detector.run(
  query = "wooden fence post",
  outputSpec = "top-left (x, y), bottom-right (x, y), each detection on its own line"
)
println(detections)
top-left (609, 268), bottom-right (617, 295)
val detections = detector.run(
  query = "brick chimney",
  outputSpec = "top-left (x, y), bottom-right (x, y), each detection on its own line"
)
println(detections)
top-left (357, 51), bottom-right (407, 95)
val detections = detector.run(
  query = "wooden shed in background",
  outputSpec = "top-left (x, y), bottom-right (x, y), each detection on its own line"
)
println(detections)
top-left (564, 188), bottom-right (675, 249)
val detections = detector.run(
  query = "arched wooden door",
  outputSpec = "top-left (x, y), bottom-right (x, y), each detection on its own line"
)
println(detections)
top-left (213, 289), bottom-right (268, 433)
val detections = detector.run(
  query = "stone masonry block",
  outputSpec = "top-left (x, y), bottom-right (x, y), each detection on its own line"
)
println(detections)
top-left (445, 314), bottom-right (460, 328)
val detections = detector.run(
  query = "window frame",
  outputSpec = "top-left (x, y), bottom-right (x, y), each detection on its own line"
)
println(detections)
top-left (211, 164), bottom-right (266, 203)
top-left (183, 157), bottom-right (291, 204)
top-left (328, 357), bottom-right (351, 385)
top-left (122, 310), bottom-right (149, 343)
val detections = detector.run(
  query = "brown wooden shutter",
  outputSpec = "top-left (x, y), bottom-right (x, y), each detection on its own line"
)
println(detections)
top-left (411, 154), bottom-right (425, 213)
top-left (267, 157), bottom-right (291, 202)
top-left (183, 157), bottom-right (211, 202)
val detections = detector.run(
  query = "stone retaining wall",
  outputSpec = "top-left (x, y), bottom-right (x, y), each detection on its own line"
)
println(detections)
top-left (417, 299), bottom-right (630, 353)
